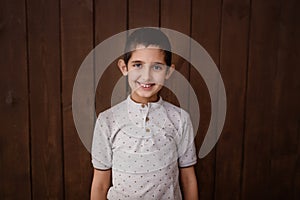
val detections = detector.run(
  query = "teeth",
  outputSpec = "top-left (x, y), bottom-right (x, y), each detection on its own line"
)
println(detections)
top-left (140, 83), bottom-right (152, 88)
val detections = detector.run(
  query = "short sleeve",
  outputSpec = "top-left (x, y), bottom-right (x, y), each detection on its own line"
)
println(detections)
top-left (177, 111), bottom-right (197, 168)
top-left (91, 113), bottom-right (112, 170)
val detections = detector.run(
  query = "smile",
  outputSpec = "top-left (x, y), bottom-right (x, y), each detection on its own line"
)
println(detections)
top-left (137, 82), bottom-right (155, 89)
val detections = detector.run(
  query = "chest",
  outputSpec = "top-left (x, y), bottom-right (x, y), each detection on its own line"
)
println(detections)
top-left (111, 127), bottom-right (179, 173)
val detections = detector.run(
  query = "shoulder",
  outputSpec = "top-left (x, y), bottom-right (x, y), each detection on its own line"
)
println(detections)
top-left (162, 101), bottom-right (190, 119)
top-left (161, 100), bottom-right (191, 127)
top-left (96, 99), bottom-right (127, 124)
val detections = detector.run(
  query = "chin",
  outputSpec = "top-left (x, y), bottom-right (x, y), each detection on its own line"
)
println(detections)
top-left (136, 92), bottom-right (156, 99)
top-left (132, 89), bottom-right (158, 100)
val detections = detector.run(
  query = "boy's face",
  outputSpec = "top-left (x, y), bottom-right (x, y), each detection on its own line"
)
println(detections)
top-left (118, 45), bottom-right (174, 104)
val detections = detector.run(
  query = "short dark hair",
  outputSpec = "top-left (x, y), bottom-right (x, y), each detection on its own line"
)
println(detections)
top-left (123, 28), bottom-right (172, 66)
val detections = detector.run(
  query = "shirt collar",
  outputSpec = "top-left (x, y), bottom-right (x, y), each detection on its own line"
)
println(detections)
top-left (126, 95), bottom-right (163, 111)
top-left (126, 95), bottom-right (163, 128)
top-left (110, 95), bottom-right (169, 138)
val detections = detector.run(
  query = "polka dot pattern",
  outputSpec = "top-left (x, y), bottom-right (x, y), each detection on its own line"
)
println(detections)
top-left (91, 96), bottom-right (197, 199)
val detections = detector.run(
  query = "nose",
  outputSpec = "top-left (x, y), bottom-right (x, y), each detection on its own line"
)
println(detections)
top-left (140, 66), bottom-right (151, 81)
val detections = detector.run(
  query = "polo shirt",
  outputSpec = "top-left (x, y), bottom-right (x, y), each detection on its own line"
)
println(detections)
top-left (92, 96), bottom-right (197, 199)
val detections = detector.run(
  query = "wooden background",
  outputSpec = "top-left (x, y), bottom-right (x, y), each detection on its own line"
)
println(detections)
top-left (1, 0), bottom-right (299, 199)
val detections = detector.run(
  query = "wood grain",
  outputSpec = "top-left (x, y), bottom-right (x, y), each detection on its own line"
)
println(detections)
top-left (95, 0), bottom-right (127, 114)
top-left (242, 0), bottom-right (289, 199)
top-left (0, 0), bottom-right (31, 199)
top-left (128, 0), bottom-right (160, 28)
top-left (0, 1), bottom-right (299, 199)
top-left (191, 0), bottom-right (223, 199)
top-left (61, 0), bottom-right (94, 199)
top-left (214, 0), bottom-right (250, 199)
top-left (160, 0), bottom-right (191, 108)
top-left (27, 0), bottom-right (64, 198)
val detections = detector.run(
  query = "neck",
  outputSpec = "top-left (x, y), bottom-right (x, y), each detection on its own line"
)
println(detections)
top-left (130, 94), bottom-right (158, 104)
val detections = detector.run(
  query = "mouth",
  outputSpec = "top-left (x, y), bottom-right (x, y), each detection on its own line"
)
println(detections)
top-left (137, 81), bottom-right (156, 89)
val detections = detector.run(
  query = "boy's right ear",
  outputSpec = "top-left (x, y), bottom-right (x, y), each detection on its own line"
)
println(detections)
top-left (118, 59), bottom-right (128, 76)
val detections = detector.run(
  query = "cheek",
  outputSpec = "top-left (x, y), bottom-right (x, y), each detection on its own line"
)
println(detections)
top-left (152, 73), bottom-right (167, 85)
top-left (127, 70), bottom-right (140, 81)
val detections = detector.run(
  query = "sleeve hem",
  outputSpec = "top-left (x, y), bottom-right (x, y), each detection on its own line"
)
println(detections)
top-left (178, 160), bottom-right (197, 168)
top-left (92, 159), bottom-right (112, 171)
top-left (94, 167), bottom-right (112, 171)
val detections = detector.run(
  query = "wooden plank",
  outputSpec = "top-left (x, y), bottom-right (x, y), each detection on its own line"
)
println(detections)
top-left (160, 0), bottom-right (191, 108)
top-left (268, 0), bottom-right (300, 199)
top-left (190, 0), bottom-right (223, 199)
top-left (128, 0), bottom-right (160, 28)
top-left (94, 0), bottom-right (127, 114)
top-left (61, 0), bottom-right (94, 199)
top-left (161, 0), bottom-right (191, 33)
top-left (214, 0), bottom-right (250, 199)
top-left (26, 0), bottom-right (64, 198)
top-left (295, 130), bottom-right (300, 198)
top-left (242, 0), bottom-right (284, 199)
top-left (0, 1), bottom-right (31, 199)
top-left (95, 0), bottom-right (127, 42)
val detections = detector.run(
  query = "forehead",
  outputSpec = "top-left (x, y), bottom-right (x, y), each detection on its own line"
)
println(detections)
top-left (129, 45), bottom-right (165, 63)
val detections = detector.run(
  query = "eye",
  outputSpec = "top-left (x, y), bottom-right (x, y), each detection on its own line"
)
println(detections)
top-left (152, 64), bottom-right (164, 71)
top-left (133, 63), bottom-right (142, 69)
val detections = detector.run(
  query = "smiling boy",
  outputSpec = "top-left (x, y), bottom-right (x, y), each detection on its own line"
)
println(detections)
top-left (91, 28), bottom-right (198, 200)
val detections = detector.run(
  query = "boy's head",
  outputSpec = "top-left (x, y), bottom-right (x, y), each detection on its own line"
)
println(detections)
top-left (123, 28), bottom-right (172, 66)
top-left (118, 28), bottom-right (175, 104)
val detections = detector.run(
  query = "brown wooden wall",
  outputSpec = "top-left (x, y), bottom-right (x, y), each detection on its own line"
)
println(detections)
top-left (1, 0), bottom-right (299, 199)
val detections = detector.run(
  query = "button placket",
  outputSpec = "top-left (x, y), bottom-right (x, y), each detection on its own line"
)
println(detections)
top-left (141, 105), bottom-right (150, 133)
top-left (139, 104), bottom-right (147, 128)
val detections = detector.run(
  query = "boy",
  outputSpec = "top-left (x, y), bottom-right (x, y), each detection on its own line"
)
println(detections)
top-left (91, 28), bottom-right (198, 200)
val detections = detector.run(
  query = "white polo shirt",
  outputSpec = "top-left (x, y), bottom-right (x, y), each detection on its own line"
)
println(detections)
top-left (92, 96), bottom-right (197, 199)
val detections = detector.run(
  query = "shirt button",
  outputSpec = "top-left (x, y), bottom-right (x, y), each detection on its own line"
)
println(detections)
top-left (141, 104), bottom-right (145, 108)
top-left (145, 128), bottom-right (150, 132)
top-left (145, 117), bottom-right (149, 122)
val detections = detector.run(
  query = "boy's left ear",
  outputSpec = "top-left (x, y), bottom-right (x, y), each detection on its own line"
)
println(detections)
top-left (165, 64), bottom-right (175, 80)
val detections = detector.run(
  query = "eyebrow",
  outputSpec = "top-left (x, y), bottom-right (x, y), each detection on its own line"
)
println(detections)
top-left (131, 60), bottom-right (144, 64)
top-left (131, 60), bottom-right (165, 65)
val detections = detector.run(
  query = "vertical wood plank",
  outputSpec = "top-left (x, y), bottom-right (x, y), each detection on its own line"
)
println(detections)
top-left (95, 0), bottom-right (127, 114)
top-left (242, 0), bottom-right (273, 198)
top-left (295, 129), bottom-right (300, 198)
top-left (241, 0), bottom-right (297, 198)
top-left (214, 0), bottom-right (250, 199)
top-left (128, 0), bottom-right (160, 28)
top-left (61, 0), bottom-right (94, 199)
top-left (265, 0), bottom-right (300, 199)
top-left (0, 0), bottom-right (31, 199)
top-left (27, 0), bottom-right (64, 198)
top-left (161, 0), bottom-right (191, 33)
top-left (191, 0), bottom-right (223, 199)
top-left (243, 2), bottom-right (280, 193)
top-left (160, 0), bottom-right (191, 108)
top-left (253, 0), bottom-right (300, 199)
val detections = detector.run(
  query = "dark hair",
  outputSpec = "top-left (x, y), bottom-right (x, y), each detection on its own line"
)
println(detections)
top-left (123, 28), bottom-right (172, 66)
